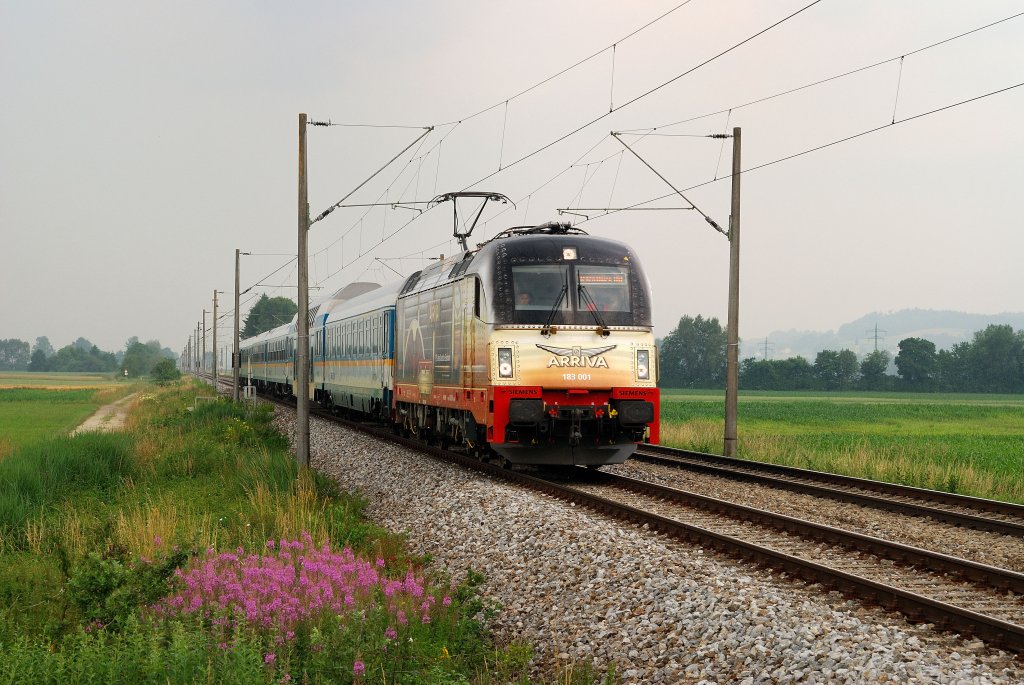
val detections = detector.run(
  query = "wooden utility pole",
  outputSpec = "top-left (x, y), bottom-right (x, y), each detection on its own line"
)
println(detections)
top-left (202, 310), bottom-right (207, 376)
top-left (724, 127), bottom-right (741, 457)
top-left (212, 290), bottom-right (219, 391)
top-left (233, 249), bottom-right (241, 402)
top-left (296, 113), bottom-right (310, 469)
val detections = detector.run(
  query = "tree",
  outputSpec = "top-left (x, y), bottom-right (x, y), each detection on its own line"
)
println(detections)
top-left (33, 336), bottom-right (54, 358)
top-left (658, 315), bottom-right (727, 388)
top-left (740, 356), bottom-right (815, 391)
top-left (28, 348), bottom-right (50, 372)
top-left (895, 337), bottom-right (937, 390)
top-left (242, 295), bottom-right (298, 339)
top-left (961, 325), bottom-right (1024, 393)
top-left (0, 339), bottom-right (30, 371)
top-left (72, 337), bottom-right (96, 352)
top-left (777, 356), bottom-right (815, 390)
top-left (814, 349), bottom-right (858, 390)
top-left (859, 350), bottom-right (891, 391)
top-left (936, 344), bottom-right (969, 392)
top-left (150, 358), bottom-right (181, 385)
top-left (49, 343), bottom-right (117, 372)
top-left (740, 358), bottom-right (777, 390)
top-left (122, 340), bottom-right (166, 378)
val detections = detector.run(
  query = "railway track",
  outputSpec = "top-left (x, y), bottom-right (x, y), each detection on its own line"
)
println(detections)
top-left (197, 375), bottom-right (1024, 652)
top-left (634, 445), bottom-right (1024, 537)
top-left (535, 469), bottom-right (1024, 652)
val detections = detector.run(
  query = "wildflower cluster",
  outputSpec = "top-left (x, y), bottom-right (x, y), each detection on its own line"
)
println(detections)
top-left (223, 416), bottom-right (254, 445)
top-left (151, 532), bottom-right (457, 676)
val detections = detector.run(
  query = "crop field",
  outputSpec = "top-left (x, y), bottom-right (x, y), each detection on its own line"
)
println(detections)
top-left (659, 390), bottom-right (1024, 504)
top-left (0, 371), bottom-right (121, 389)
top-left (0, 374), bottom-right (137, 455)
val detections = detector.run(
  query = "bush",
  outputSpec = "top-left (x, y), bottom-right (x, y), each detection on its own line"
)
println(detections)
top-left (150, 359), bottom-right (181, 385)
top-left (67, 546), bottom-right (188, 630)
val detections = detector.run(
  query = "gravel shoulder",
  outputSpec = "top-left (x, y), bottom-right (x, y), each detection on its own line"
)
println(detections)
top-left (276, 407), bottom-right (1024, 683)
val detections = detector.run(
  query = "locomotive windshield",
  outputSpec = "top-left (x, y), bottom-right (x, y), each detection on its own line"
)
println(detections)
top-left (511, 264), bottom-right (637, 326)
top-left (489, 233), bottom-right (652, 327)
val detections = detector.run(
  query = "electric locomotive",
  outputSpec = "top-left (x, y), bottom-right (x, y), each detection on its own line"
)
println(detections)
top-left (393, 222), bottom-right (658, 465)
top-left (231, 222), bottom-right (660, 466)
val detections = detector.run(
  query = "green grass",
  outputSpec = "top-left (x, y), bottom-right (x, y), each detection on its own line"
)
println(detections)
top-left (0, 384), bottom-right (141, 454)
top-left (0, 380), bottom-right (566, 684)
top-left (0, 389), bottom-right (106, 450)
top-left (659, 390), bottom-right (1024, 503)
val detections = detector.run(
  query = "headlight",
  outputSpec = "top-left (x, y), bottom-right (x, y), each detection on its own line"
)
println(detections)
top-left (636, 349), bottom-right (650, 380)
top-left (498, 347), bottom-right (514, 378)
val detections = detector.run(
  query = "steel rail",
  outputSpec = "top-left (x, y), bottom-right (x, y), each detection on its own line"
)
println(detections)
top-left (586, 470), bottom-right (1024, 593)
top-left (532, 470), bottom-right (1024, 652)
top-left (635, 445), bottom-right (1024, 536)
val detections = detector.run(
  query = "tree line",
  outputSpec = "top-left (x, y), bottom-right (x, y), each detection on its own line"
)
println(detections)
top-left (659, 315), bottom-right (1024, 393)
top-left (0, 336), bottom-right (177, 378)
top-left (0, 296), bottom-right (295, 376)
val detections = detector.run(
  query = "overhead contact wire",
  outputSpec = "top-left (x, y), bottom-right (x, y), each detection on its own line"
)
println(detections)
top-left (580, 80), bottom-right (1024, 225)
top-left (433, 0), bottom-right (696, 128)
top-left (460, 0), bottom-right (824, 192)
top-left (616, 10), bottom-right (1024, 134)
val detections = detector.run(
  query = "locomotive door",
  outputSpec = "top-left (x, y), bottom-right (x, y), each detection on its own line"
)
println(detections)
top-left (375, 312), bottom-right (389, 414)
top-left (460, 278), bottom-right (474, 392)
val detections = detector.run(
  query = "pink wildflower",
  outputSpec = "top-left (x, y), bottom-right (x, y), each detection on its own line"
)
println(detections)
top-left (442, 595), bottom-right (452, 607)
top-left (264, 652), bottom-right (276, 665)
top-left (153, 535), bottom-right (163, 548)
top-left (353, 660), bottom-right (366, 676)
top-left (385, 626), bottom-right (397, 640)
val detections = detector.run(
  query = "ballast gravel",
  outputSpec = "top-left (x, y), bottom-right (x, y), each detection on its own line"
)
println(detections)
top-left (273, 408), bottom-right (1024, 683)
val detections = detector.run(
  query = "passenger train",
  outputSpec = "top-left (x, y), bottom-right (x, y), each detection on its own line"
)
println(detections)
top-left (217, 222), bottom-right (660, 466)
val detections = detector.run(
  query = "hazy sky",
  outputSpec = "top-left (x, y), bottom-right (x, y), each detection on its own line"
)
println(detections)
top-left (3, 1), bottom-right (1022, 355)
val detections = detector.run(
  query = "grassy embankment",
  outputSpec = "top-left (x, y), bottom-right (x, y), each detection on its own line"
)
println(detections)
top-left (660, 389), bottom-right (1024, 503)
top-left (0, 379), bottom-right (560, 684)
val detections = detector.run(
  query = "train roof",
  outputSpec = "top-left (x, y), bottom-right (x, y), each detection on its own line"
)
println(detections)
top-left (240, 319), bottom-right (294, 348)
top-left (318, 280), bottom-right (403, 326)
top-left (398, 223), bottom-right (641, 299)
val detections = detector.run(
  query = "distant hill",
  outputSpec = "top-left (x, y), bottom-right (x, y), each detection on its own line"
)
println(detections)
top-left (743, 309), bottom-right (1024, 361)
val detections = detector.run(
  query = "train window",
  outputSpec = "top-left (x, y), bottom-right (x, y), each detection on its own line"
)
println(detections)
top-left (474, 278), bottom-right (482, 318)
top-left (449, 253), bottom-right (475, 279)
top-left (512, 265), bottom-right (571, 313)
top-left (400, 271), bottom-right (422, 296)
top-left (577, 266), bottom-right (631, 313)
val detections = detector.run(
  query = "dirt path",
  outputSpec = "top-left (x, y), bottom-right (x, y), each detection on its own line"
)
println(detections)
top-left (71, 393), bottom-right (139, 435)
